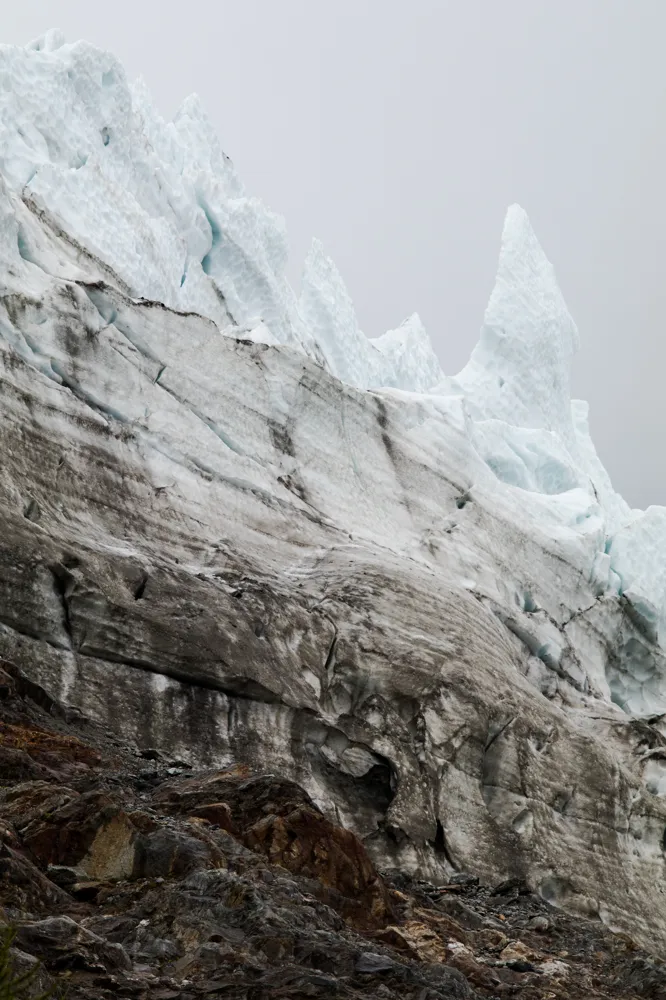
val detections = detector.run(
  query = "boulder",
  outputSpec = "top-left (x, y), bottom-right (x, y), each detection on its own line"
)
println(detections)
top-left (0, 841), bottom-right (72, 916)
top-left (15, 915), bottom-right (131, 972)
top-left (153, 771), bottom-right (392, 928)
top-left (131, 826), bottom-right (224, 879)
top-left (0, 782), bottom-right (138, 881)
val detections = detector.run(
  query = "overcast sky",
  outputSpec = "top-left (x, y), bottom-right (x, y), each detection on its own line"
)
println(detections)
top-left (5, 2), bottom-right (666, 507)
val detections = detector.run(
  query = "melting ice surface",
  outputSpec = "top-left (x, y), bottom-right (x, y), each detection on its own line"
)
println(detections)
top-left (0, 30), bottom-right (665, 712)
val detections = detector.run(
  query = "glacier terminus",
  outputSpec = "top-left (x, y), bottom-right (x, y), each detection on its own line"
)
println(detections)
top-left (2, 29), bottom-right (666, 959)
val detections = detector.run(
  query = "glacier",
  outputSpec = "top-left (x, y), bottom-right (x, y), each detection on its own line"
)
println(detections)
top-left (3, 29), bottom-right (666, 956)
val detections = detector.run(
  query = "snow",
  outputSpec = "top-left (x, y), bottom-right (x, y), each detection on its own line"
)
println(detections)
top-left (1, 33), bottom-right (666, 715)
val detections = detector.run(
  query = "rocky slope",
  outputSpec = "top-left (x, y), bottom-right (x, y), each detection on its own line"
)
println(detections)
top-left (3, 660), bottom-right (666, 999)
top-left (2, 31), bottom-right (666, 966)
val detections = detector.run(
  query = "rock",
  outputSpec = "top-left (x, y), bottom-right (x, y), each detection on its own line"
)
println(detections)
top-left (15, 915), bottom-right (132, 972)
top-left (0, 747), bottom-right (56, 784)
top-left (411, 907), bottom-right (470, 947)
top-left (0, 719), bottom-right (100, 782)
top-left (528, 915), bottom-right (551, 932)
top-left (151, 770), bottom-right (297, 821)
top-left (15, 789), bottom-right (137, 879)
top-left (153, 771), bottom-right (392, 929)
top-left (70, 880), bottom-right (103, 902)
top-left (538, 958), bottom-right (570, 977)
top-left (0, 783), bottom-right (138, 880)
top-left (126, 810), bottom-right (160, 834)
top-left (4, 946), bottom-right (55, 999)
top-left (0, 841), bottom-right (73, 915)
top-left (2, 651), bottom-right (666, 999)
top-left (46, 864), bottom-right (85, 888)
top-left (131, 827), bottom-right (223, 879)
top-left (623, 956), bottom-right (666, 994)
top-left (500, 940), bottom-right (537, 963)
top-left (0, 782), bottom-right (78, 833)
top-left (0, 666), bottom-right (15, 698)
top-left (186, 802), bottom-right (235, 833)
top-left (132, 924), bottom-right (181, 962)
top-left (473, 928), bottom-right (509, 954)
top-left (447, 873), bottom-right (480, 887)
top-left (377, 921), bottom-right (450, 964)
top-left (435, 894), bottom-right (487, 929)
top-left (243, 804), bottom-right (391, 928)
top-left (79, 913), bottom-right (141, 946)
top-left (491, 877), bottom-right (531, 897)
top-left (444, 941), bottom-right (503, 992)
top-left (506, 958), bottom-right (537, 972)
top-left (175, 940), bottom-right (234, 975)
top-left (354, 952), bottom-right (396, 974)
top-left (138, 769), bottom-right (160, 782)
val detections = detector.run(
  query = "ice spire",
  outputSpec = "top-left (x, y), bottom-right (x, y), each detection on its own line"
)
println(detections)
top-left (458, 204), bottom-right (579, 446)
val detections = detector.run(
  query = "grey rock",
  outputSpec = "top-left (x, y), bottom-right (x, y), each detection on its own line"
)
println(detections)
top-left (447, 873), bottom-right (480, 887)
top-left (5, 947), bottom-right (55, 999)
top-left (46, 864), bottom-right (85, 888)
top-left (528, 915), bottom-right (551, 932)
top-left (15, 915), bottom-right (132, 971)
top-left (132, 828), bottom-right (218, 879)
top-left (436, 896), bottom-right (488, 930)
top-left (355, 952), bottom-right (397, 974)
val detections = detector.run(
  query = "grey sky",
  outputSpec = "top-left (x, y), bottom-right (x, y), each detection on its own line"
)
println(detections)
top-left (4, 1), bottom-right (666, 508)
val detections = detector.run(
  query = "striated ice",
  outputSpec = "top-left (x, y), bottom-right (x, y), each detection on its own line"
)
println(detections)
top-left (1, 34), bottom-right (666, 716)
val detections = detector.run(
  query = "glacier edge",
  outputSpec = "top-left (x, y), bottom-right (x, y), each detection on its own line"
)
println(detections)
top-left (2, 31), bottom-right (666, 958)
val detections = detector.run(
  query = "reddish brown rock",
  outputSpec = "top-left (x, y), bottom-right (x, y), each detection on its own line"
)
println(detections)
top-left (244, 803), bottom-right (391, 928)
top-left (125, 810), bottom-right (160, 835)
top-left (0, 783), bottom-right (138, 879)
top-left (187, 801), bottom-right (235, 833)
top-left (152, 770), bottom-right (392, 929)
top-left (0, 719), bottom-right (101, 779)
top-left (0, 782), bottom-right (79, 836)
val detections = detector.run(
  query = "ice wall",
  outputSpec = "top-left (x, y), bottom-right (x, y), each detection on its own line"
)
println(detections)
top-left (1, 31), bottom-right (666, 711)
